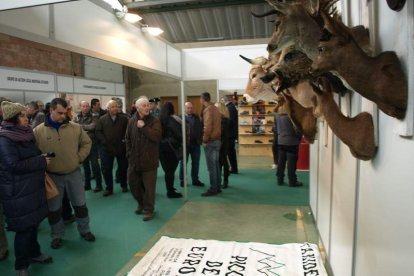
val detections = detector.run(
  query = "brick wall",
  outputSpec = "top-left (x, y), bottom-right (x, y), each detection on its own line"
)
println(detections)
top-left (0, 33), bottom-right (83, 76)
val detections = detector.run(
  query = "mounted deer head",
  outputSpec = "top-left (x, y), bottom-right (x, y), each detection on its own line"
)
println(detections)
top-left (312, 12), bottom-right (407, 119)
top-left (311, 76), bottom-right (377, 160)
top-left (278, 92), bottom-right (318, 143)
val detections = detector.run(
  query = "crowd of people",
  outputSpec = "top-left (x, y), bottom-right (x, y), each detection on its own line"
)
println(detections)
top-left (0, 91), bottom-right (304, 275)
top-left (0, 92), bottom-right (240, 275)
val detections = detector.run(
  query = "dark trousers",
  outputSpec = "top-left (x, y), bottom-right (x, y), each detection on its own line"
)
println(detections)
top-left (14, 226), bottom-right (41, 270)
top-left (179, 143), bottom-right (201, 184)
top-left (276, 144), bottom-right (299, 183)
top-left (227, 138), bottom-right (238, 172)
top-left (128, 168), bottom-right (157, 212)
top-left (100, 149), bottom-right (128, 191)
top-left (159, 142), bottom-right (180, 194)
top-left (83, 143), bottom-right (102, 189)
top-left (272, 133), bottom-right (278, 164)
top-left (219, 144), bottom-right (229, 184)
top-left (61, 188), bottom-right (73, 220)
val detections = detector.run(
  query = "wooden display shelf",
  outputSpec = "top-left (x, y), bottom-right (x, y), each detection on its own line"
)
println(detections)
top-left (238, 102), bottom-right (276, 157)
top-left (239, 144), bottom-right (273, 156)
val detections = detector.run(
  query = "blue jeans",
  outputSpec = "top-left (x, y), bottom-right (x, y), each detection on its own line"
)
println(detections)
top-left (204, 140), bottom-right (221, 192)
top-left (179, 143), bottom-right (201, 184)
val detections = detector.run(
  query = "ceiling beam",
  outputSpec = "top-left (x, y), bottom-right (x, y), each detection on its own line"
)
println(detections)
top-left (126, 0), bottom-right (267, 14)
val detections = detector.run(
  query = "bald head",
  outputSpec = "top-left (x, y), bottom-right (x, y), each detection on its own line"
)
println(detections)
top-left (80, 101), bottom-right (90, 114)
top-left (107, 100), bottom-right (118, 116)
top-left (185, 102), bottom-right (193, 115)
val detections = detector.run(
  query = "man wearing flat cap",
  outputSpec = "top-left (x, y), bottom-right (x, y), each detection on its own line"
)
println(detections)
top-left (149, 97), bottom-right (160, 118)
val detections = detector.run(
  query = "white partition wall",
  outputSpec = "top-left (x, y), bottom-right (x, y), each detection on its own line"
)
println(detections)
top-left (310, 1), bottom-right (414, 276)
top-left (0, 0), bottom-right (181, 79)
top-left (182, 45), bottom-right (267, 80)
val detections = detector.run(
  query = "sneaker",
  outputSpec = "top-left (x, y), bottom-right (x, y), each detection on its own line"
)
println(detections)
top-left (239, 110), bottom-right (249, 115)
top-left (289, 181), bottom-right (303, 187)
top-left (93, 187), bottom-right (102, 193)
top-left (277, 178), bottom-right (284, 186)
top-left (121, 187), bottom-right (129, 193)
top-left (31, 254), bottom-right (53, 264)
top-left (239, 101), bottom-right (248, 106)
top-left (240, 121), bottom-right (249, 125)
top-left (143, 212), bottom-right (154, 221)
top-left (81, 232), bottom-right (96, 242)
top-left (201, 190), bottom-right (218, 197)
top-left (222, 181), bottom-right (228, 189)
top-left (192, 181), bottom-right (205, 187)
top-left (15, 269), bottom-right (29, 276)
top-left (51, 238), bottom-right (63, 249)
top-left (103, 190), bottom-right (113, 197)
top-left (63, 215), bottom-right (76, 225)
top-left (167, 191), bottom-right (183, 198)
top-left (84, 185), bottom-right (91, 191)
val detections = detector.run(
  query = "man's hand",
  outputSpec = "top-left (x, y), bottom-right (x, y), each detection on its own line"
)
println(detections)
top-left (137, 120), bottom-right (145, 128)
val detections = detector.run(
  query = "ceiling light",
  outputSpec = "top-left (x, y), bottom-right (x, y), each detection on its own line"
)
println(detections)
top-left (113, 4), bottom-right (141, 23)
top-left (141, 25), bottom-right (164, 36)
top-left (124, 13), bottom-right (142, 23)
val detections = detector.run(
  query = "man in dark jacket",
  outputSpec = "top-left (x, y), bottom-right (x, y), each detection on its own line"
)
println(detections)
top-left (179, 102), bottom-right (204, 187)
top-left (26, 101), bottom-right (45, 129)
top-left (225, 95), bottom-right (238, 174)
top-left (75, 101), bottom-right (102, 192)
top-left (95, 100), bottom-right (129, 196)
top-left (125, 97), bottom-right (162, 221)
top-left (274, 111), bottom-right (303, 187)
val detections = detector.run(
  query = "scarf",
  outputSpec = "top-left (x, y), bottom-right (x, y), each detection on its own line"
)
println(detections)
top-left (0, 121), bottom-right (35, 142)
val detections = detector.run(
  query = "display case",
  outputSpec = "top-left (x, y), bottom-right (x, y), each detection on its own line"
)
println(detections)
top-left (238, 101), bottom-right (276, 156)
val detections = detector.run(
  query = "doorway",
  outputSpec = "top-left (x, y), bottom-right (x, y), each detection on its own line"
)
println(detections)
top-left (160, 96), bottom-right (179, 114)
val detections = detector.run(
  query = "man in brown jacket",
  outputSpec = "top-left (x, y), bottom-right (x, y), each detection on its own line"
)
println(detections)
top-left (200, 92), bottom-right (222, 196)
top-left (125, 96), bottom-right (162, 221)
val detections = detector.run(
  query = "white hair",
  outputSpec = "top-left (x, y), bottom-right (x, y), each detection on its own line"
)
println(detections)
top-left (135, 96), bottom-right (149, 108)
top-left (106, 100), bottom-right (117, 109)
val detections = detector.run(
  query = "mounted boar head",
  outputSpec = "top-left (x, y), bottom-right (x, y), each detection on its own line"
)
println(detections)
top-left (265, 0), bottom-right (322, 60)
top-left (312, 12), bottom-right (407, 119)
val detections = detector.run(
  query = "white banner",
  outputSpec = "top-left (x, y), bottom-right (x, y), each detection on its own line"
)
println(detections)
top-left (129, 236), bottom-right (327, 276)
top-left (73, 78), bottom-right (115, 95)
top-left (0, 68), bottom-right (55, 91)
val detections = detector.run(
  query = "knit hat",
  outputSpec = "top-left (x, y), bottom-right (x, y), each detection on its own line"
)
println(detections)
top-left (1, 101), bottom-right (26, 120)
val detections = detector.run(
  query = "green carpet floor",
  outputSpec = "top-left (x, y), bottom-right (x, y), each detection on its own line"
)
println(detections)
top-left (0, 156), bottom-right (309, 276)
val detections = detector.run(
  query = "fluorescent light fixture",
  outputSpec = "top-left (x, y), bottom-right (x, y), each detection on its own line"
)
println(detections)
top-left (0, 0), bottom-right (77, 11)
top-left (141, 25), bottom-right (164, 36)
top-left (103, 0), bottom-right (123, 11)
top-left (124, 13), bottom-right (142, 23)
